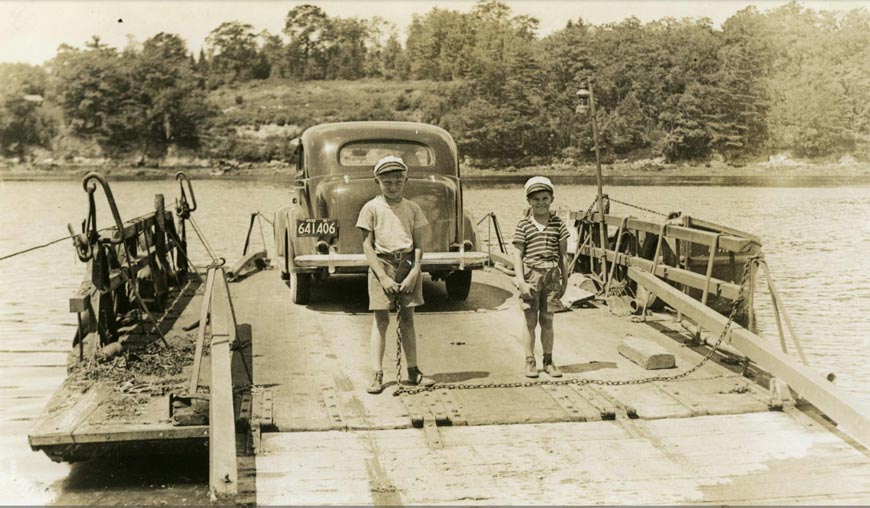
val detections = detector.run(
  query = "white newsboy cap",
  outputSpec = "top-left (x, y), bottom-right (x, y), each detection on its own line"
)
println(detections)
top-left (373, 155), bottom-right (409, 177)
top-left (524, 176), bottom-right (554, 196)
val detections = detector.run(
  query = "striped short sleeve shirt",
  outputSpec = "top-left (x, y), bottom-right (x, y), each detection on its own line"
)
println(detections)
top-left (512, 214), bottom-right (570, 268)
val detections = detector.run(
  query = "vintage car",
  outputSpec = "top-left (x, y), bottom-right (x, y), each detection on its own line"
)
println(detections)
top-left (274, 121), bottom-right (488, 304)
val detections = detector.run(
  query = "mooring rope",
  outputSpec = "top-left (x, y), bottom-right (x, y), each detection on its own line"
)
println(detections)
top-left (0, 234), bottom-right (76, 261)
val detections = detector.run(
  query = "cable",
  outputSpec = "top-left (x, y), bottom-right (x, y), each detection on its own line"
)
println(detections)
top-left (0, 235), bottom-right (76, 262)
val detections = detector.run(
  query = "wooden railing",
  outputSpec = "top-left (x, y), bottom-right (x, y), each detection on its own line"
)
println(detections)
top-left (572, 211), bottom-right (761, 328)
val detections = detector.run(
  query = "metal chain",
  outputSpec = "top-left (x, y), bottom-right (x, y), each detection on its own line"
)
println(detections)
top-left (609, 197), bottom-right (678, 219)
top-left (396, 254), bottom-right (760, 396)
top-left (395, 301), bottom-right (404, 392)
top-left (582, 194), bottom-right (604, 218)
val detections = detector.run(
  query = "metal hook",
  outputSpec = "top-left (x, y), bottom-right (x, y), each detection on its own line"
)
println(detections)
top-left (82, 172), bottom-right (126, 245)
top-left (67, 223), bottom-right (93, 262)
top-left (175, 171), bottom-right (197, 217)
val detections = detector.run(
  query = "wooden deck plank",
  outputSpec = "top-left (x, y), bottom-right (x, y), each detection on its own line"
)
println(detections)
top-left (257, 412), bottom-right (870, 505)
top-left (28, 384), bottom-right (114, 446)
top-left (451, 386), bottom-right (571, 425)
top-left (599, 382), bottom-right (694, 419)
top-left (656, 377), bottom-right (770, 416)
top-left (0, 351), bottom-right (68, 368)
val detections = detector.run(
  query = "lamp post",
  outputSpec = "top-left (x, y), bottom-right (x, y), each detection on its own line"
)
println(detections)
top-left (576, 84), bottom-right (609, 288)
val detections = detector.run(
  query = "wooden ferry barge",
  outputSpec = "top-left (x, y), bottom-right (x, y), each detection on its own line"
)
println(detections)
top-left (27, 166), bottom-right (870, 504)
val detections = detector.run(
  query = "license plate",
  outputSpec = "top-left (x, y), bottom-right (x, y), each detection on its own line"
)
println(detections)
top-left (296, 219), bottom-right (339, 238)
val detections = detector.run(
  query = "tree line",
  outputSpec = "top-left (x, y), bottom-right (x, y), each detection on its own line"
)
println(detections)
top-left (1, 0), bottom-right (868, 164)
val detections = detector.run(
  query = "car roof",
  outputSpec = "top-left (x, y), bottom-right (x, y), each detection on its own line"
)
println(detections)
top-left (300, 121), bottom-right (458, 177)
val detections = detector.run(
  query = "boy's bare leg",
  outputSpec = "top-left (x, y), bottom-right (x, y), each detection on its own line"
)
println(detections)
top-left (539, 309), bottom-right (562, 376)
top-left (522, 308), bottom-right (538, 358)
top-left (398, 306), bottom-right (435, 386)
top-left (398, 305), bottom-right (418, 368)
top-left (539, 310), bottom-right (555, 355)
top-left (370, 310), bottom-right (390, 372)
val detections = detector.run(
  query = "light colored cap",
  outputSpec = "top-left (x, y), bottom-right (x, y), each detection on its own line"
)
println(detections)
top-left (373, 155), bottom-right (408, 176)
top-left (524, 176), bottom-right (554, 196)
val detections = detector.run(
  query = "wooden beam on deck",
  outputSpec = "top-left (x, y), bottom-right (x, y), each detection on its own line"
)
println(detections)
top-left (190, 268), bottom-right (217, 395)
top-left (227, 250), bottom-right (267, 281)
top-left (576, 213), bottom-right (755, 253)
top-left (585, 246), bottom-right (741, 300)
top-left (207, 270), bottom-right (238, 501)
top-left (628, 267), bottom-right (870, 449)
top-left (96, 210), bottom-right (174, 243)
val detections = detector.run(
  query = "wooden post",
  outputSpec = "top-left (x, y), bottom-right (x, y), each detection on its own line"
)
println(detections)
top-left (766, 267), bottom-right (790, 355)
top-left (760, 261), bottom-right (809, 366)
top-left (746, 257), bottom-right (758, 333)
top-left (207, 270), bottom-right (238, 501)
top-left (589, 84), bottom-right (608, 286)
top-left (153, 194), bottom-right (173, 288)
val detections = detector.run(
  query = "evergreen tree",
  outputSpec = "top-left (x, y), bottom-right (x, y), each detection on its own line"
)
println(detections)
top-left (205, 21), bottom-right (260, 83)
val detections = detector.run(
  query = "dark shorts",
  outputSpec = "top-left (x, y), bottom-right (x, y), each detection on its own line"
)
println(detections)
top-left (368, 255), bottom-right (424, 311)
top-left (519, 265), bottom-right (563, 314)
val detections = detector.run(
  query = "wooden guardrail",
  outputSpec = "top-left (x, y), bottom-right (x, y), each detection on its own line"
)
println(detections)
top-left (186, 266), bottom-right (240, 501)
top-left (569, 211), bottom-right (761, 327)
top-left (630, 267), bottom-right (870, 449)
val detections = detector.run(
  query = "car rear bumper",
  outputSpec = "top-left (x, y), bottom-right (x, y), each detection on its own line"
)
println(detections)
top-left (292, 251), bottom-right (489, 273)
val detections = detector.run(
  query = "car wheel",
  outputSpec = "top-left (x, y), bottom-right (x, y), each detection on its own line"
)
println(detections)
top-left (445, 270), bottom-right (472, 301)
top-left (290, 272), bottom-right (311, 305)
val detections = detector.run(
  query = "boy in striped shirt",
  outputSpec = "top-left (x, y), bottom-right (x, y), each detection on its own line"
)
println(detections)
top-left (512, 176), bottom-right (570, 378)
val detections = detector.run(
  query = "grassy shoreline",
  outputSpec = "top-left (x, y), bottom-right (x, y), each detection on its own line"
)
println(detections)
top-left (2, 161), bottom-right (870, 187)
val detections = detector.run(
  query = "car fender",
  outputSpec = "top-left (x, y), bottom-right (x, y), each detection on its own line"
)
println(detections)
top-left (274, 204), bottom-right (315, 258)
top-left (462, 210), bottom-right (481, 251)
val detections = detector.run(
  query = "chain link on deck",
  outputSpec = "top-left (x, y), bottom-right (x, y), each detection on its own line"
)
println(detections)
top-left (395, 254), bottom-right (759, 396)
top-left (395, 301), bottom-right (404, 393)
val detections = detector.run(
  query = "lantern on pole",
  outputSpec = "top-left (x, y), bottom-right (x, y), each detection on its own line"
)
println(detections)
top-left (576, 83), bottom-right (609, 289)
top-left (575, 88), bottom-right (590, 115)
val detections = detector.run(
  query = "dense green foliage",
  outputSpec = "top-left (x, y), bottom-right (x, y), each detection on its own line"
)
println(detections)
top-left (47, 34), bottom-right (212, 157)
top-left (2, 0), bottom-right (869, 164)
top-left (0, 63), bottom-right (54, 156)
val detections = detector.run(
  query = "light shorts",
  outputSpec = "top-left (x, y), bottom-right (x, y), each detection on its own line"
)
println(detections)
top-left (519, 265), bottom-right (563, 314)
top-left (368, 256), bottom-right (424, 311)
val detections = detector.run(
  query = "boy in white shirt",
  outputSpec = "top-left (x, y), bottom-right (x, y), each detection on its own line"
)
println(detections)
top-left (356, 155), bottom-right (436, 394)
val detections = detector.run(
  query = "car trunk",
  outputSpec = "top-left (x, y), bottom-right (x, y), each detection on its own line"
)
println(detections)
top-left (312, 174), bottom-right (459, 255)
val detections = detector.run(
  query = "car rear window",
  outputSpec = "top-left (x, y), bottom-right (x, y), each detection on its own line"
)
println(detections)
top-left (339, 141), bottom-right (434, 167)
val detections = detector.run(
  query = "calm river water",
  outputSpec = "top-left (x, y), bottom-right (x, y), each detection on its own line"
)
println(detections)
top-left (1, 178), bottom-right (869, 503)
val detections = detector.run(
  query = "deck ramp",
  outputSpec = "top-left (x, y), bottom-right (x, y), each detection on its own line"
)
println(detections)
top-left (34, 265), bottom-right (868, 503)
top-left (256, 412), bottom-right (870, 505)
top-left (232, 268), bottom-right (870, 504)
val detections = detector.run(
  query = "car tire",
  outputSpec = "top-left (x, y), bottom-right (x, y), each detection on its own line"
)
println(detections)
top-left (290, 272), bottom-right (311, 305)
top-left (445, 270), bottom-right (472, 301)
